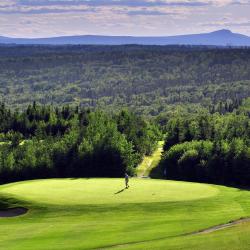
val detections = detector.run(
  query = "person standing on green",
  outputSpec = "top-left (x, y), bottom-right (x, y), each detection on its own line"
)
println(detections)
top-left (125, 173), bottom-right (129, 189)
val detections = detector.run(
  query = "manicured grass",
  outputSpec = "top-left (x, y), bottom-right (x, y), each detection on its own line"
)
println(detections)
top-left (137, 141), bottom-right (164, 177)
top-left (0, 178), bottom-right (250, 250)
top-left (1, 179), bottom-right (218, 205)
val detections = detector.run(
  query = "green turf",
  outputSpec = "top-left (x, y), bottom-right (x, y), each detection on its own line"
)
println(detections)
top-left (0, 178), bottom-right (250, 250)
top-left (1, 179), bottom-right (218, 205)
top-left (136, 141), bottom-right (164, 177)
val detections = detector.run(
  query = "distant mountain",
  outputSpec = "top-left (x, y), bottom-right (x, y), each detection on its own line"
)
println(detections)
top-left (1, 29), bottom-right (250, 46)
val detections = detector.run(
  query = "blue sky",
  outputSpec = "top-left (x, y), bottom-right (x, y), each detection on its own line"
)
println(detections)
top-left (0, 0), bottom-right (250, 37)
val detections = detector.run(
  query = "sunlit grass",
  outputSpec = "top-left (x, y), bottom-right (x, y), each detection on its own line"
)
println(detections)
top-left (0, 178), bottom-right (250, 250)
top-left (137, 141), bottom-right (164, 177)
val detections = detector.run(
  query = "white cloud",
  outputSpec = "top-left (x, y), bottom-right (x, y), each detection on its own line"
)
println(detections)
top-left (0, 0), bottom-right (249, 37)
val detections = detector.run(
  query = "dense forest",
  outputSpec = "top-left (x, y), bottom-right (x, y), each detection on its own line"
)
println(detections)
top-left (0, 102), bottom-right (161, 184)
top-left (0, 45), bottom-right (250, 116)
top-left (159, 98), bottom-right (250, 186)
top-left (0, 99), bottom-right (248, 186)
top-left (0, 45), bottom-right (249, 186)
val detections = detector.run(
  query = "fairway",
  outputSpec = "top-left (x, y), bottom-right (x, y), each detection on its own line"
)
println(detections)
top-left (136, 141), bottom-right (164, 177)
top-left (0, 178), bottom-right (250, 250)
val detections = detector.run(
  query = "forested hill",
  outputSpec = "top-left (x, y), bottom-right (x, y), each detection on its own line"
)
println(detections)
top-left (0, 45), bottom-right (250, 115)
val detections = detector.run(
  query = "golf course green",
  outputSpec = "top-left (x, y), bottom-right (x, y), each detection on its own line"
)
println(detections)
top-left (1, 178), bottom-right (250, 250)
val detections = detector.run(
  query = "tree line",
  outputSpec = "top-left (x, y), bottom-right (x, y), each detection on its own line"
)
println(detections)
top-left (159, 99), bottom-right (250, 186)
top-left (0, 103), bottom-right (161, 184)
top-left (0, 99), bottom-right (249, 187)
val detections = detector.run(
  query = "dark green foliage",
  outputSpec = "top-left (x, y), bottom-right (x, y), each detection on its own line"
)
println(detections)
top-left (160, 101), bottom-right (250, 186)
top-left (0, 104), bottom-right (159, 184)
top-left (0, 45), bottom-right (249, 186)
top-left (162, 140), bottom-right (250, 186)
top-left (0, 45), bottom-right (250, 115)
top-left (163, 111), bottom-right (249, 150)
top-left (116, 110), bottom-right (161, 157)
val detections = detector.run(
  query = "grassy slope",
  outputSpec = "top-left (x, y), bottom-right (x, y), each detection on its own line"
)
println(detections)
top-left (136, 141), bottom-right (164, 177)
top-left (0, 178), bottom-right (250, 250)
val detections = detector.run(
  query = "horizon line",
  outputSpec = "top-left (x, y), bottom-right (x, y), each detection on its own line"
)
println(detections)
top-left (1, 29), bottom-right (250, 39)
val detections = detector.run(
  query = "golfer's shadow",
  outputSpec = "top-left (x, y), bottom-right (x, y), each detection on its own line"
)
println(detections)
top-left (114, 188), bottom-right (127, 195)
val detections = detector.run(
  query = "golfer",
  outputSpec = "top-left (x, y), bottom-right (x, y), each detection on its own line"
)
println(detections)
top-left (125, 173), bottom-right (129, 188)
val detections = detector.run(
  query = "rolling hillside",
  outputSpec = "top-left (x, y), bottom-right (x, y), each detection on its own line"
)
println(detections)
top-left (0, 45), bottom-right (249, 115)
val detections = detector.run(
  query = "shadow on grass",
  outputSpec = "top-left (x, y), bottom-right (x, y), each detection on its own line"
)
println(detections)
top-left (114, 188), bottom-right (127, 195)
top-left (0, 193), bottom-right (27, 209)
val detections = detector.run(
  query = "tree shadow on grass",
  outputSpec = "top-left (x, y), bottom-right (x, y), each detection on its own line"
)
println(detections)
top-left (0, 193), bottom-right (30, 210)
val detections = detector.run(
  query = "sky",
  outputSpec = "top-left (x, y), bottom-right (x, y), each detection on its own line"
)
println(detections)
top-left (0, 0), bottom-right (250, 38)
